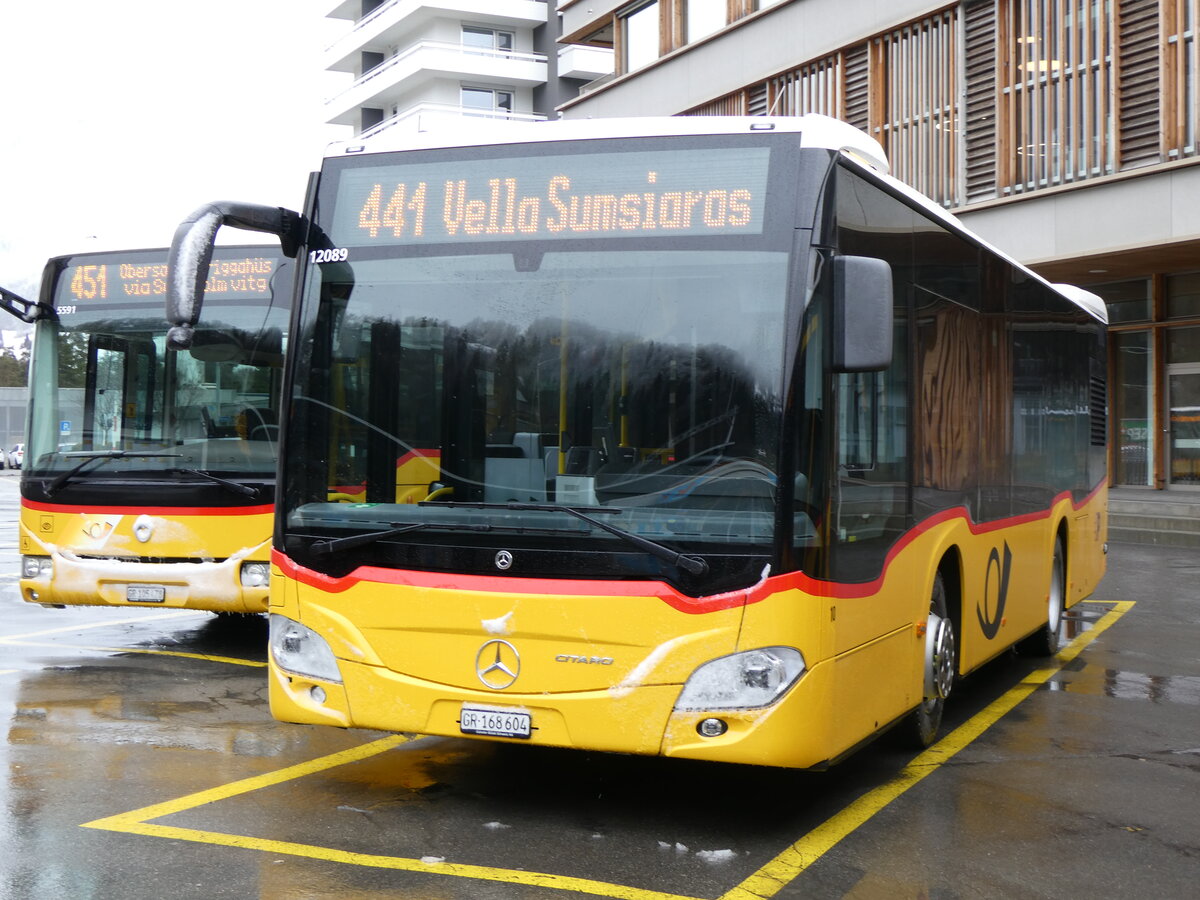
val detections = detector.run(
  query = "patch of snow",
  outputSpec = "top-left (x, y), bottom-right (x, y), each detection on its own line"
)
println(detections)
top-left (696, 849), bottom-right (737, 863)
top-left (609, 634), bottom-right (695, 698)
top-left (696, 563), bottom-right (771, 606)
top-left (482, 610), bottom-right (514, 635)
top-left (483, 821), bottom-right (512, 830)
top-left (612, 566), bottom-right (773, 698)
top-left (30, 522), bottom-right (270, 611)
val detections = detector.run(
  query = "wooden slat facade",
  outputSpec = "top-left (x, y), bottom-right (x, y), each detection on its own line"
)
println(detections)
top-left (680, 1), bottom-right (1200, 209)
top-left (1118, 0), bottom-right (1160, 168)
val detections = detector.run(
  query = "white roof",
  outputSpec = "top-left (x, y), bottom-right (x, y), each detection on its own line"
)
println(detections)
top-left (328, 114), bottom-right (891, 171)
top-left (1051, 283), bottom-right (1108, 323)
top-left (327, 115), bottom-right (1107, 325)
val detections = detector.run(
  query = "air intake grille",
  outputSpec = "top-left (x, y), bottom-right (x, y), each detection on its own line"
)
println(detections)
top-left (1090, 374), bottom-right (1108, 447)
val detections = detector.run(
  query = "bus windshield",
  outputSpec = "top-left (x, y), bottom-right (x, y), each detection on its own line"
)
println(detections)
top-left (27, 247), bottom-right (290, 482)
top-left (284, 137), bottom-right (800, 588)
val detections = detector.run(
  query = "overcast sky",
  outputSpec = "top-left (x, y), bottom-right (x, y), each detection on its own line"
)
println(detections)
top-left (0, 0), bottom-right (351, 302)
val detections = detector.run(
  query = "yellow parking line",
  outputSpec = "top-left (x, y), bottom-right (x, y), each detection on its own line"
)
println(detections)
top-left (0, 610), bottom-right (204, 642)
top-left (81, 601), bottom-right (1133, 900)
top-left (718, 600), bottom-right (1135, 900)
top-left (2, 639), bottom-right (265, 668)
top-left (95, 825), bottom-right (703, 900)
top-left (84, 735), bottom-right (412, 826)
top-left (84, 734), bottom-right (701, 900)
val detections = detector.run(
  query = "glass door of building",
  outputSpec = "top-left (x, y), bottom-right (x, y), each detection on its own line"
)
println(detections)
top-left (1167, 364), bottom-right (1200, 488)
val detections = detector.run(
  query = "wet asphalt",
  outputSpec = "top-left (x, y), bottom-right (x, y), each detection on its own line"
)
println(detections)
top-left (0, 470), bottom-right (1197, 899)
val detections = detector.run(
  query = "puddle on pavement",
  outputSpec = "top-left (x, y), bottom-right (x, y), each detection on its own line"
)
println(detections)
top-left (1046, 668), bottom-right (1200, 705)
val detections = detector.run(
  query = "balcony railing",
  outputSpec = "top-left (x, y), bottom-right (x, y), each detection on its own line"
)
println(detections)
top-left (325, 0), bottom-right (550, 67)
top-left (360, 102), bottom-right (547, 140)
top-left (326, 40), bottom-right (548, 111)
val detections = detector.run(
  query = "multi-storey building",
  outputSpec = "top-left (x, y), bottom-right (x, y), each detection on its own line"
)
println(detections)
top-left (324, 0), bottom-right (1200, 494)
top-left (323, 0), bottom-right (612, 138)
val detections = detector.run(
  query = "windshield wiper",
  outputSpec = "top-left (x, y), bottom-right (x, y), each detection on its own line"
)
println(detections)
top-left (425, 501), bottom-right (710, 577)
top-left (45, 451), bottom-right (182, 497)
top-left (174, 468), bottom-right (260, 499)
top-left (310, 521), bottom-right (493, 556)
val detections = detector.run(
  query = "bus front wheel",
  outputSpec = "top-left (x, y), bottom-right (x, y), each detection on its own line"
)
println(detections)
top-left (1017, 536), bottom-right (1066, 657)
top-left (905, 571), bottom-right (956, 748)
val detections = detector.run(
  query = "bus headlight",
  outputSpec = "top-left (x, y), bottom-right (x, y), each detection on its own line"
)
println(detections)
top-left (240, 561), bottom-right (270, 587)
top-left (674, 647), bottom-right (805, 711)
top-left (269, 614), bottom-right (343, 683)
top-left (22, 556), bottom-right (52, 579)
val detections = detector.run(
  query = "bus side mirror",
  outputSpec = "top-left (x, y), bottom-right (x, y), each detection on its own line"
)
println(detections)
top-left (832, 255), bottom-right (893, 373)
top-left (166, 201), bottom-right (304, 351)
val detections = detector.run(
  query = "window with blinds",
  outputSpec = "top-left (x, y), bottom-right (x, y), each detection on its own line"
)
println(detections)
top-left (998, 0), bottom-right (1114, 192)
top-left (1163, 0), bottom-right (1197, 157)
top-left (870, 10), bottom-right (960, 207)
top-left (767, 54), bottom-right (844, 117)
top-left (680, 0), bottom-right (1183, 207)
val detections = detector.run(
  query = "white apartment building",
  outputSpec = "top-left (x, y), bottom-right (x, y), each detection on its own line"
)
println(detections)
top-left (323, 0), bottom-right (612, 138)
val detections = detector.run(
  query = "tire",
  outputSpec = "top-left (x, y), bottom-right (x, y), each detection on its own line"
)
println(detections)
top-left (1017, 537), bottom-right (1066, 657)
top-left (903, 571), bottom-right (957, 748)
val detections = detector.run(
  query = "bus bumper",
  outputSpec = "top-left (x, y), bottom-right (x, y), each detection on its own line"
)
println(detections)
top-left (19, 548), bottom-right (270, 614)
top-left (269, 653), bottom-right (836, 769)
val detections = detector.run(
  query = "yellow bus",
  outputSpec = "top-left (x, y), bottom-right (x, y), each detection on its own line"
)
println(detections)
top-left (0, 245), bottom-right (290, 615)
top-left (170, 116), bottom-right (1108, 767)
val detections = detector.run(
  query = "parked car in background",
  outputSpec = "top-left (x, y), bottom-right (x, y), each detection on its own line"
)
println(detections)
top-left (8, 443), bottom-right (23, 469)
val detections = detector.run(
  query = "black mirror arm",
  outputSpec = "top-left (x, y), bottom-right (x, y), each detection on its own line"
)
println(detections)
top-left (0, 285), bottom-right (54, 324)
top-left (166, 201), bottom-right (305, 350)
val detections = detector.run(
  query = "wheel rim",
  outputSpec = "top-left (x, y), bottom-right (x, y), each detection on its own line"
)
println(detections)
top-left (924, 612), bottom-right (956, 701)
top-left (1047, 550), bottom-right (1065, 639)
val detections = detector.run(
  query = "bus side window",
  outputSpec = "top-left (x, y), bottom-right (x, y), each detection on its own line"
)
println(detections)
top-left (831, 163), bottom-right (912, 582)
top-left (832, 315), bottom-right (909, 580)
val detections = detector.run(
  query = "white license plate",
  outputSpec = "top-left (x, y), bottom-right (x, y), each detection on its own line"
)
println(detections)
top-left (126, 585), bottom-right (166, 603)
top-left (460, 704), bottom-right (531, 739)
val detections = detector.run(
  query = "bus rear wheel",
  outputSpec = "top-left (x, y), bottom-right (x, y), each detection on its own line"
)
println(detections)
top-left (905, 572), bottom-right (956, 748)
top-left (1017, 537), bottom-right (1065, 657)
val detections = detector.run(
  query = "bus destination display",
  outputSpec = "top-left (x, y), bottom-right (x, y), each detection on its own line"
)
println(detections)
top-left (332, 147), bottom-right (771, 246)
top-left (58, 253), bottom-right (279, 308)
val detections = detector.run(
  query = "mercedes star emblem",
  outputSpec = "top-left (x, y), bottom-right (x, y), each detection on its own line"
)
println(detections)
top-left (476, 639), bottom-right (521, 689)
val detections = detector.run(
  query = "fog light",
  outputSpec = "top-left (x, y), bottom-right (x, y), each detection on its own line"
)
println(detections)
top-left (697, 718), bottom-right (728, 738)
top-left (240, 561), bottom-right (270, 587)
top-left (309, 685), bottom-right (327, 704)
top-left (22, 556), bottom-right (52, 579)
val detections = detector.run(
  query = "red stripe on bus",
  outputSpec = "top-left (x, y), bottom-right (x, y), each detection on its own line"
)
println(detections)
top-left (785, 481), bottom-right (1106, 600)
top-left (22, 499), bottom-right (273, 516)
top-left (270, 547), bottom-right (742, 613)
top-left (397, 448), bottom-right (439, 465)
top-left (272, 480), bottom-right (1105, 614)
